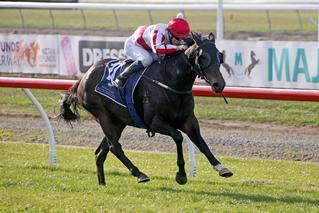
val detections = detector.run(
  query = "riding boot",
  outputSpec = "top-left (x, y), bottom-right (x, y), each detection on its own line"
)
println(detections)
top-left (114, 61), bottom-right (144, 90)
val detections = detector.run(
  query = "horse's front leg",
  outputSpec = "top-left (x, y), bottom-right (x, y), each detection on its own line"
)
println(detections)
top-left (175, 137), bottom-right (187, 185)
top-left (181, 115), bottom-right (233, 178)
top-left (149, 115), bottom-right (187, 185)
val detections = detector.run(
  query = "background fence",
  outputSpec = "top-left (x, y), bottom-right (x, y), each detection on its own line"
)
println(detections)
top-left (0, 1), bottom-right (318, 40)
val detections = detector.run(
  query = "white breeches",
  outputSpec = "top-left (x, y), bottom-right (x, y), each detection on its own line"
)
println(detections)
top-left (124, 36), bottom-right (158, 67)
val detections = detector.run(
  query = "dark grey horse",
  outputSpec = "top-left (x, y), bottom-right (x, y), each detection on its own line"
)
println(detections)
top-left (59, 32), bottom-right (233, 186)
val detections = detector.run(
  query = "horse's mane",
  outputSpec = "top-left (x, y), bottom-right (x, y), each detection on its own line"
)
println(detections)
top-left (192, 32), bottom-right (215, 44)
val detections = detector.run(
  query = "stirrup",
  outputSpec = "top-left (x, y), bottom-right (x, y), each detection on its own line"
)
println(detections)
top-left (115, 77), bottom-right (129, 89)
top-left (146, 129), bottom-right (155, 137)
top-left (114, 78), bottom-right (122, 88)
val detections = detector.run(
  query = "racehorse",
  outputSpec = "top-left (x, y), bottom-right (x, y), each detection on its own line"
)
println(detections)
top-left (59, 32), bottom-right (233, 186)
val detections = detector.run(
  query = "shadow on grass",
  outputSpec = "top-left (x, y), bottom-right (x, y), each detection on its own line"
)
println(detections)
top-left (7, 163), bottom-right (134, 178)
top-left (157, 187), bottom-right (319, 206)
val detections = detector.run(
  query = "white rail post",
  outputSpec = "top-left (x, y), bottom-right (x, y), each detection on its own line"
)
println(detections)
top-left (184, 135), bottom-right (196, 177)
top-left (23, 89), bottom-right (57, 167)
top-left (217, 0), bottom-right (224, 40)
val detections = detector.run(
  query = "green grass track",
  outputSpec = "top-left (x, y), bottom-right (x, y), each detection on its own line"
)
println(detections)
top-left (0, 142), bottom-right (318, 212)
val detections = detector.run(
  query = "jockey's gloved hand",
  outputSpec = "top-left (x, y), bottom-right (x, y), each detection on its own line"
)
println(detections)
top-left (179, 39), bottom-right (187, 45)
top-left (176, 45), bottom-right (188, 51)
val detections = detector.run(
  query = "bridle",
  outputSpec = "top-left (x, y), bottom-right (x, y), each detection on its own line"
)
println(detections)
top-left (143, 39), bottom-right (228, 103)
top-left (186, 41), bottom-right (223, 84)
top-left (183, 41), bottom-right (229, 104)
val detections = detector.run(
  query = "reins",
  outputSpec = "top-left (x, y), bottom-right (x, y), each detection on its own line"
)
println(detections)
top-left (141, 41), bottom-right (228, 104)
top-left (143, 75), bottom-right (192, 95)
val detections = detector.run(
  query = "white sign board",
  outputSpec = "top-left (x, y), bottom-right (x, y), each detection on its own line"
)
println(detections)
top-left (218, 40), bottom-right (319, 89)
top-left (0, 34), bottom-right (59, 74)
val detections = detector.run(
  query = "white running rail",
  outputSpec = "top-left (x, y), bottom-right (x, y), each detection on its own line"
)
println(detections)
top-left (1, 1), bottom-right (318, 40)
top-left (0, 2), bottom-right (318, 10)
top-left (22, 89), bottom-right (57, 167)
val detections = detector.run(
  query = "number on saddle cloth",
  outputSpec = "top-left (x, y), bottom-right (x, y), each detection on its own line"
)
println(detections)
top-left (94, 59), bottom-right (146, 129)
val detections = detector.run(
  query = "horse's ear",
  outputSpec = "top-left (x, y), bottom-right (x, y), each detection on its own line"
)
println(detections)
top-left (208, 32), bottom-right (215, 43)
top-left (191, 32), bottom-right (202, 45)
top-left (191, 32), bottom-right (196, 44)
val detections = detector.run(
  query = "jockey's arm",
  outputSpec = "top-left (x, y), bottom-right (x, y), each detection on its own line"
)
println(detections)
top-left (151, 24), bottom-right (178, 55)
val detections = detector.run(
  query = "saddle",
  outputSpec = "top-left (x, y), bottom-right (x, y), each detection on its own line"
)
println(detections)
top-left (95, 59), bottom-right (147, 129)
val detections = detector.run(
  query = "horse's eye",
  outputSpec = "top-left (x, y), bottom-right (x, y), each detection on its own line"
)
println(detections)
top-left (199, 52), bottom-right (211, 69)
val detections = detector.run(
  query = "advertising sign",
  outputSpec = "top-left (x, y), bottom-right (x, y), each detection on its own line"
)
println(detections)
top-left (1, 33), bottom-right (318, 90)
top-left (218, 40), bottom-right (319, 89)
top-left (0, 34), bottom-right (58, 74)
top-left (58, 35), bottom-right (126, 76)
top-left (78, 39), bottom-right (125, 73)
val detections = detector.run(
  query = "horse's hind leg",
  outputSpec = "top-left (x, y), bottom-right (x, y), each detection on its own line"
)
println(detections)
top-left (109, 142), bottom-right (150, 183)
top-left (95, 137), bottom-right (109, 185)
top-left (98, 113), bottom-right (149, 183)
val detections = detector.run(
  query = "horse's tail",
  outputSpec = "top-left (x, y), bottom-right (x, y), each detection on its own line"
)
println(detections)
top-left (59, 80), bottom-right (80, 122)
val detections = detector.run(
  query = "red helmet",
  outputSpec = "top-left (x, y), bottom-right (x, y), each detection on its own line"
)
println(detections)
top-left (167, 18), bottom-right (190, 39)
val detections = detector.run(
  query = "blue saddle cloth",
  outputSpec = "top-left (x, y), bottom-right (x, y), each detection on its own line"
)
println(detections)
top-left (95, 59), bottom-right (146, 128)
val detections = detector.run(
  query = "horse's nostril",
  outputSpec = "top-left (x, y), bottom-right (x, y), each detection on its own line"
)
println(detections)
top-left (212, 82), bottom-right (225, 93)
top-left (212, 83), bottom-right (219, 89)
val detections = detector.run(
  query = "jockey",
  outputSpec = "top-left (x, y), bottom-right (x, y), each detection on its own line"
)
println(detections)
top-left (114, 13), bottom-right (191, 90)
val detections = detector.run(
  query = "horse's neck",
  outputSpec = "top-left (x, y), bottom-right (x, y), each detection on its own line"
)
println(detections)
top-left (165, 54), bottom-right (197, 91)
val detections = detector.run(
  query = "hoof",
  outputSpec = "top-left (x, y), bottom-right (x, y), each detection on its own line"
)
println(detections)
top-left (175, 172), bottom-right (187, 185)
top-left (137, 173), bottom-right (150, 183)
top-left (214, 164), bottom-right (233, 178)
top-left (219, 168), bottom-right (233, 178)
top-left (97, 176), bottom-right (106, 186)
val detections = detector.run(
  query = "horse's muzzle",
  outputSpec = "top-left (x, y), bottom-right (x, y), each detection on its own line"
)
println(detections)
top-left (211, 81), bottom-right (225, 93)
